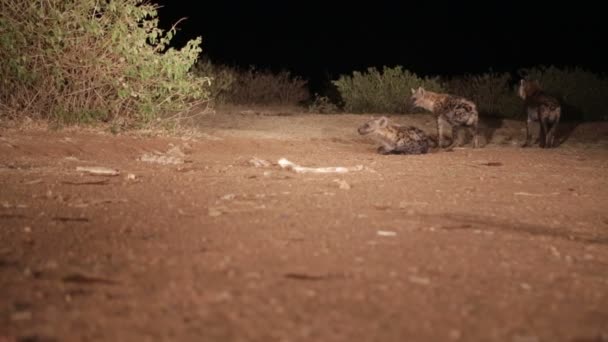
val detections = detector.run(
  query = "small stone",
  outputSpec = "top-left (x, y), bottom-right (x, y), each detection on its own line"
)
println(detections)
top-left (549, 246), bottom-right (560, 258)
top-left (221, 194), bottom-right (236, 201)
top-left (333, 179), bottom-right (351, 190)
top-left (248, 157), bottom-right (270, 167)
top-left (208, 208), bottom-right (222, 217)
top-left (449, 329), bottom-right (462, 340)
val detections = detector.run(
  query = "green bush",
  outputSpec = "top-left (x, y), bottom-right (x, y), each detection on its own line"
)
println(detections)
top-left (330, 65), bottom-right (608, 121)
top-left (443, 72), bottom-right (522, 119)
top-left (332, 66), bottom-right (444, 114)
top-left (518, 65), bottom-right (608, 121)
top-left (0, 0), bottom-right (210, 124)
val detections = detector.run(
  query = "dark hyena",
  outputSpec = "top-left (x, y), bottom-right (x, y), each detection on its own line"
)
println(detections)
top-left (410, 87), bottom-right (479, 150)
top-left (518, 79), bottom-right (561, 148)
top-left (357, 116), bottom-right (434, 155)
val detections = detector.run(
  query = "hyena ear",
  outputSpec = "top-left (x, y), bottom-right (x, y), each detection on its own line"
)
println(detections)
top-left (410, 88), bottom-right (416, 95)
top-left (378, 116), bottom-right (388, 127)
top-left (419, 87), bottom-right (425, 95)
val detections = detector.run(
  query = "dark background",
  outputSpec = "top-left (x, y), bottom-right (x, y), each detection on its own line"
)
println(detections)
top-left (153, 1), bottom-right (606, 92)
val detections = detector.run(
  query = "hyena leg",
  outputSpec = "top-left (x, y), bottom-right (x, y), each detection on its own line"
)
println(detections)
top-left (539, 119), bottom-right (548, 148)
top-left (522, 119), bottom-right (532, 148)
top-left (436, 116), bottom-right (444, 148)
top-left (396, 141), bottom-right (426, 155)
top-left (469, 122), bottom-right (479, 148)
top-left (547, 117), bottom-right (560, 148)
top-left (377, 145), bottom-right (393, 155)
top-left (444, 125), bottom-right (459, 151)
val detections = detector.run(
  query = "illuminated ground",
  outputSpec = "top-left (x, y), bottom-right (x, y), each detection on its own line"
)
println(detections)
top-left (2, 110), bottom-right (607, 341)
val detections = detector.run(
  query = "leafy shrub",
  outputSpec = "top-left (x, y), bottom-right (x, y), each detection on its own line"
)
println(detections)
top-left (0, 0), bottom-right (210, 124)
top-left (192, 62), bottom-right (309, 106)
top-left (518, 65), bottom-right (608, 121)
top-left (331, 64), bottom-right (608, 121)
top-left (443, 72), bottom-right (522, 119)
top-left (332, 66), bottom-right (444, 114)
top-left (224, 66), bottom-right (310, 106)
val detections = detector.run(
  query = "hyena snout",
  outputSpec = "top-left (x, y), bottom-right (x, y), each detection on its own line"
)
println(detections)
top-left (358, 124), bottom-right (373, 135)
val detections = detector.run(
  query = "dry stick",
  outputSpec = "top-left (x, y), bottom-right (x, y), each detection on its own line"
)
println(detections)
top-left (514, 192), bottom-right (560, 197)
top-left (52, 217), bottom-right (89, 222)
top-left (62, 272), bottom-right (120, 285)
top-left (61, 179), bottom-right (110, 185)
top-left (163, 100), bottom-right (211, 122)
top-left (0, 214), bottom-right (27, 219)
top-left (22, 89), bottom-right (41, 114)
top-left (284, 273), bottom-right (329, 281)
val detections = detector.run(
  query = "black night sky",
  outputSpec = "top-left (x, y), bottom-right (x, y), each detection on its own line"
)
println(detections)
top-left (154, 1), bottom-right (606, 91)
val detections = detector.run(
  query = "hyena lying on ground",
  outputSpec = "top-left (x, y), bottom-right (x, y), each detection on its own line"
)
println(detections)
top-left (518, 79), bottom-right (561, 148)
top-left (410, 87), bottom-right (479, 150)
top-left (357, 116), bottom-right (435, 155)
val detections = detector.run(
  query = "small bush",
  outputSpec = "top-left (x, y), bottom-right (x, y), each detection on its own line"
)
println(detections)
top-left (443, 72), bottom-right (522, 119)
top-left (226, 66), bottom-right (310, 106)
top-left (193, 62), bottom-right (311, 106)
top-left (330, 65), bottom-right (608, 121)
top-left (192, 59), bottom-right (236, 105)
top-left (332, 66), bottom-right (444, 114)
top-left (518, 65), bottom-right (608, 121)
top-left (0, 0), bottom-right (210, 125)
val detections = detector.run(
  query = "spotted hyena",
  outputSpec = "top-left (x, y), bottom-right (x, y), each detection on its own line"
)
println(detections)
top-left (410, 87), bottom-right (479, 150)
top-left (518, 79), bottom-right (561, 148)
top-left (357, 116), bottom-right (434, 155)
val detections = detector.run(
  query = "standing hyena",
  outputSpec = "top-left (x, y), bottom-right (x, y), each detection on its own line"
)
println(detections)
top-left (357, 116), bottom-right (434, 155)
top-left (518, 79), bottom-right (561, 148)
top-left (410, 87), bottom-right (479, 150)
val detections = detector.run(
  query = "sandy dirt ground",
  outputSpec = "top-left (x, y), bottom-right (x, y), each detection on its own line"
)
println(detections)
top-left (1, 108), bottom-right (608, 342)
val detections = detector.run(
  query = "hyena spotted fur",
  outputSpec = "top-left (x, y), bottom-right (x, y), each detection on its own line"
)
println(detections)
top-left (518, 79), bottom-right (561, 148)
top-left (357, 116), bottom-right (435, 155)
top-left (410, 87), bottom-right (479, 150)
